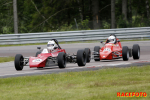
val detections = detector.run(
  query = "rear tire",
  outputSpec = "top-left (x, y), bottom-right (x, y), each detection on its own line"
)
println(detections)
top-left (77, 50), bottom-right (86, 66)
top-left (94, 46), bottom-right (100, 61)
top-left (122, 46), bottom-right (129, 61)
top-left (14, 54), bottom-right (24, 71)
top-left (84, 48), bottom-right (91, 63)
top-left (132, 44), bottom-right (140, 59)
top-left (58, 52), bottom-right (66, 68)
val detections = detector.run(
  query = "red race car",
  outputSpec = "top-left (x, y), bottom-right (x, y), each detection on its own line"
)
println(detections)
top-left (93, 34), bottom-right (140, 61)
top-left (14, 39), bottom-right (91, 71)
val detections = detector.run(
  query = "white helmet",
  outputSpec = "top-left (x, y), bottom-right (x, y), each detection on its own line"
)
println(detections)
top-left (47, 40), bottom-right (56, 51)
top-left (108, 36), bottom-right (116, 43)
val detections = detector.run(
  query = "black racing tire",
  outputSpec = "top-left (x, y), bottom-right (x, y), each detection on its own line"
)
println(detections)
top-left (77, 50), bottom-right (86, 66)
top-left (132, 44), bottom-right (140, 59)
top-left (58, 52), bottom-right (66, 68)
top-left (94, 46), bottom-right (100, 61)
top-left (37, 67), bottom-right (43, 69)
top-left (14, 54), bottom-right (24, 71)
top-left (122, 46), bottom-right (129, 61)
top-left (84, 48), bottom-right (91, 63)
top-left (35, 51), bottom-right (41, 57)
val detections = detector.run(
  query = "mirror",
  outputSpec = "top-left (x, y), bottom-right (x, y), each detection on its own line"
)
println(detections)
top-left (100, 41), bottom-right (103, 43)
top-left (37, 47), bottom-right (41, 49)
top-left (117, 40), bottom-right (120, 42)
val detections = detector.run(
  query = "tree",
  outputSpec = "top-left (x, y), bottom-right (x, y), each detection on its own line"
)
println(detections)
top-left (111, 0), bottom-right (115, 28)
top-left (128, 0), bottom-right (132, 24)
top-left (77, 0), bottom-right (83, 21)
top-left (0, 0), bottom-right (13, 34)
top-left (146, 0), bottom-right (149, 19)
top-left (122, 0), bottom-right (127, 20)
top-left (92, 0), bottom-right (100, 29)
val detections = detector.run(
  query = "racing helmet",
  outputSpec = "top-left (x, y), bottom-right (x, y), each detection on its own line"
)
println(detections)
top-left (47, 40), bottom-right (56, 51)
top-left (108, 36), bottom-right (116, 43)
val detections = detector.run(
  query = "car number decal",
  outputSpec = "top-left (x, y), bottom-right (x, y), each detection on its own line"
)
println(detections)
top-left (32, 59), bottom-right (42, 62)
top-left (103, 48), bottom-right (111, 52)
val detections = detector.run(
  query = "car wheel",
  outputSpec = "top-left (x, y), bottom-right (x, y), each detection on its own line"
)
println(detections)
top-left (94, 46), bottom-right (100, 61)
top-left (132, 44), bottom-right (140, 59)
top-left (37, 67), bottom-right (43, 69)
top-left (77, 50), bottom-right (86, 66)
top-left (58, 52), bottom-right (66, 68)
top-left (84, 48), bottom-right (91, 63)
top-left (35, 51), bottom-right (41, 57)
top-left (14, 54), bottom-right (24, 71)
top-left (122, 46), bottom-right (129, 61)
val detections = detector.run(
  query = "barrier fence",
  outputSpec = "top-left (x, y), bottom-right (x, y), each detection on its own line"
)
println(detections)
top-left (0, 27), bottom-right (150, 45)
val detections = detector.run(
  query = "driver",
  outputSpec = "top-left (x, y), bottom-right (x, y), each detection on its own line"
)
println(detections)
top-left (47, 40), bottom-right (56, 52)
top-left (107, 35), bottom-right (116, 44)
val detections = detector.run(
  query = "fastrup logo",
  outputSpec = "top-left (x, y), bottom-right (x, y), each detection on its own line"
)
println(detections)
top-left (117, 92), bottom-right (147, 97)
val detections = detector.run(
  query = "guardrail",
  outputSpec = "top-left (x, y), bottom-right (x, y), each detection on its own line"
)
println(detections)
top-left (0, 27), bottom-right (150, 45)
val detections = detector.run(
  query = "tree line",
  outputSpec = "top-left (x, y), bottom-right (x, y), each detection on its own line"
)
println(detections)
top-left (0, 0), bottom-right (150, 34)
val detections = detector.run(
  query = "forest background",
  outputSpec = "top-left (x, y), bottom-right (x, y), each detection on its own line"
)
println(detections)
top-left (0, 0), bottom-right (150, 34)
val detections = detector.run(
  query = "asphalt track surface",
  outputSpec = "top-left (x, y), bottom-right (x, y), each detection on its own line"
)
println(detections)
top-left (0, 41), bottom-right (150, 78)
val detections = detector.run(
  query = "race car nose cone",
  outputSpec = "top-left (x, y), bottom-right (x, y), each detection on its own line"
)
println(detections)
top-left (100, 52), bottom-right (111, 59)
top-left (102, 56), bottom-right (106, 59)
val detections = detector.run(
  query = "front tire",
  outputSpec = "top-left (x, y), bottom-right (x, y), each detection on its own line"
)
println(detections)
top-left (84, 48), bottom-right (91, 63)
top-left (37, 67), bottom-right (43, 69)
top-left (132, 44), bottom-right (140, 59)
top-left (14, 54), bottom-right (24, 71)
top-left (122, 46), bottom-right (129, 61)
top-left (94, 46), bottom-right (100, 61)
top-left (77, 50), bottom-right (86, 66)
top-left (58, 52), bottom-right (66, 68)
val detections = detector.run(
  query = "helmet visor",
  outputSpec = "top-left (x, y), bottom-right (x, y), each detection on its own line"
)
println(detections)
top-left (108, 39), bottom-right (114, 42)
top-left (47, 44), bottom-right (54, 47)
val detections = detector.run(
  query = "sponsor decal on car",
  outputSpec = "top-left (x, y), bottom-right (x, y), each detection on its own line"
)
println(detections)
top-left (32, 59), bottom-right (42, 62)
top-left (103, 48), bottom-right (111, 52)
top-left (112, 44), bottom-right (119, 46)
top-left (106, 44), bottom-right (112, 46)
top-left (115, 44), bottom-right (119, 46)
top-left (117, 92), bottom-right (147, 97)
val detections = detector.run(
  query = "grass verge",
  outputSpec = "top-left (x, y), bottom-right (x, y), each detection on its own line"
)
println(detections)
top-left (0, 57), bottom-right (14, 63)
top-left (0, 39), bottom-right (149, 47)
top-left (0, 66), bottom-right (150, 100)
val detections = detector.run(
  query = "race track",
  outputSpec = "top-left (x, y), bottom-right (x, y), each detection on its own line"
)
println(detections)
top-left (0, 41), bottom-right (150, 78)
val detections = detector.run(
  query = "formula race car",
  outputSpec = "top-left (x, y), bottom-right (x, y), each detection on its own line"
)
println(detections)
top-left (14, 39), bottom-right (91, 71)
top-left (93, 34), bottom-right (140, 61)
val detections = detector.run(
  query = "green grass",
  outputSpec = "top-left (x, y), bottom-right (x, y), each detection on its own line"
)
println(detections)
top-left (0, 39), bottom-right (150, 47)
top-left (0, 66), bottom-right (150, 100)
top-left (0, 57), bottom-right (14, 63)
top-left (0, 40), bottom-right (100, 47)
